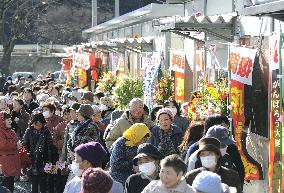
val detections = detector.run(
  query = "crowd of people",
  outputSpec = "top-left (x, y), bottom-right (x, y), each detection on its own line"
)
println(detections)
top-left (0, 74), bottom-right (244, 193)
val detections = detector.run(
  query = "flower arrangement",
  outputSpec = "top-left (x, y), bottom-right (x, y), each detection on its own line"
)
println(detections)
top-left (114, 77), bottom-right (144, 109)
top-left (188, 79), bottom-right (228, 120)
top-left (96, 71), bottom-right (118, 95)
top-left (152, 74), bottom-right (174, 105)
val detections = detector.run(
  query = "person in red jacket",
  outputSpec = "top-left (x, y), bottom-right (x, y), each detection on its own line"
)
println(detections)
top-left (0, 111), bottom-right (21, 192)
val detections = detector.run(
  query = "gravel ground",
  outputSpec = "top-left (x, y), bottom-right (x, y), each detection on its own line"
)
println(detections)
top-left (14, 180), bottom-right (31, 193)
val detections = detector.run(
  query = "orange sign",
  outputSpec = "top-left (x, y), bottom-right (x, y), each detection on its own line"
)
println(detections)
top-left (174, 72), bottom-right (185, 102)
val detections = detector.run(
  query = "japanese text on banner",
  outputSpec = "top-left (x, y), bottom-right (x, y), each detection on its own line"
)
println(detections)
top-left (229, 46), bottom-right (256, 85)
top-left (169, 50), bottom-right (185, 73)
top-left (142, 52), bottom-right (161, 96)
top-left (74, 53), bottom-right (90, 70)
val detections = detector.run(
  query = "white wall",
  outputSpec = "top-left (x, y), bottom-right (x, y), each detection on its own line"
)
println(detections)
top-left (207, 0), bottom-right (234, 15)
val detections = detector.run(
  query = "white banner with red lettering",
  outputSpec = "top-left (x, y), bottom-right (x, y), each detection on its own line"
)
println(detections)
top-left (229, 46), bottom-right (256, 85)
top-left (74, 53), bottom-right (90, 70)
top-left (169, 50), bottom-right (185, 73)
top-left (269, 33), bottom-right (280, 71)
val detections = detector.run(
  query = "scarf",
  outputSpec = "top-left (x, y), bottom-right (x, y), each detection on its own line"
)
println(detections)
top-left (123, 123), bottom-right (150, 147)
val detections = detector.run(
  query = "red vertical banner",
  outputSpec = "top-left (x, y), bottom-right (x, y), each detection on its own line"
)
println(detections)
top-left (174, 72), bottom-right (185, 103)
top-left (231, 80), bottom-right (261, 180)
top-left (229, 46), bottom-right (262, 180)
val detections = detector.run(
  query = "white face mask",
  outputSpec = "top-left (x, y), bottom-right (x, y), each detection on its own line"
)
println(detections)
top-left (139, 161), bottom-right (156, 176)
top-left (220, 147), bottom-right (227, 156)
top-left (100, 104), bottom-right (108, 111)
top-left (55, 110), bottom-right (61, 116)
top-left (42, 111), bottom-right (50, 118)
top-left (7, 80), bottom-right (12, 84)
top-left (200, 155), bottom-right (217, 169)
top-left (70, 161), bottom-right (83, 177)
top-left (169, 107), bottom-right (177, 117)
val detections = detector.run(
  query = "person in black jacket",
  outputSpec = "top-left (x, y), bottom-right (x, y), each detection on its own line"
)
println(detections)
top-left (23, 88), bottom-right (39, 114)
top-left (23, 112), bottom-right (55, 193)
top-left (125, 143), bottom-right (164, 193)
top-left (2, 77), bottom-right (13, 95)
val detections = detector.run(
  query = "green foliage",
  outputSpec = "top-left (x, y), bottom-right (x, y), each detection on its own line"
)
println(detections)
top-left (115, 77), bottom-right (144, 109)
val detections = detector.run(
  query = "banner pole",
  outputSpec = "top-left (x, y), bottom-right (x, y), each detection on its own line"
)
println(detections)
top-left (228, 43), bottom-right (233, 139)
top-left (279, 33), bottom-right (283, 193)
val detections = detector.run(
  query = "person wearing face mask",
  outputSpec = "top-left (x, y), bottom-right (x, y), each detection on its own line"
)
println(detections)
top-left (104, 98), bottom-right (154, 150)
top-left (185, 137), bottom-right (242, 193)
top-left (149, 108), bottom-right (183, 156)
top-left (42, 103), bottom-right (64, 193)
top-left (125, 143), bottom-right (164, 193)
top-left (64, 142), bottom-right (123, 193)
top-left (109, 123), bottom-right (151, 184)
top-left (3, 76), bottom-right (14, 95)
top-left (0, 112), bottom-right (21, 192)
top-left (186, 125), bottom-right (244, 187)
top-left (142, 154), bottom-right (195, 193)
top-left (163, 99), bottom-right (189, 134)
top-left (42, 103), bottom-right (64, 134)
top-left (22, 112), bottom-right (54, 193)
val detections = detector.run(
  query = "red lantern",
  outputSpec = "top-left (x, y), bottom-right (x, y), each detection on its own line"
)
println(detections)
top-left (91, 70), bottom-right (98, 80)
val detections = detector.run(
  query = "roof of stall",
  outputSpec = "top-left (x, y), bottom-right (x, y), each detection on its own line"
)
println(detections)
top-left (82, 3), bottom-right (184, 35)
top-left (242, 0), bottom-right (284, 21)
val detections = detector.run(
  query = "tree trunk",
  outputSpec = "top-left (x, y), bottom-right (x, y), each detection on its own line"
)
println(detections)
top-left (1, 42), bottom-right (15, 76)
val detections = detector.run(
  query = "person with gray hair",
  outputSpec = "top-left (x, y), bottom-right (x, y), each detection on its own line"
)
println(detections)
top-left (104, 98), bottom-right (155, 150)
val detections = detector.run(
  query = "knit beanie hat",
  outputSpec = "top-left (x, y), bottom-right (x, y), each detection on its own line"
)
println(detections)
top-left (74, 142), bottom-right (107, 167)
top-left (81, 168), bottom-right (113, 193)
top-left (156, 108), bottom-right (174, 121)
top-left (192, 171), bottom-right (227, 193)
top-left (77, 104), bottom-right (94, 118)
top-left (82, 91), bottom-right (94, 103)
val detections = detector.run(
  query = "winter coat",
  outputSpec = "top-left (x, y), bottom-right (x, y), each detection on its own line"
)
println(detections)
top-left (0, 125), bottom-right (21, 177)
top-left (67, 119), bottom-right (102, 152)
top-left (125, 172), bottom-right (159, 193)
top-left (149, 125), bottom-right (183, 156)
top-left (46, 114), bottom-right (64, 135)
top-left (11, 109), bottom-right (30, 138)
top-left (185, 166), bottom-right (242, 193)
top-left (173, 115), bottom-right (189, 134)
top-left (109, 137), bottom-right (137, 185)
top-left (3, 81), bottom-right (13, 95)
top-left (61, 121), bottom-right (78, 162)
top-left (185, 142), bottom-right (245, 185)
top-left (142, 179), bottom-right (195, 193)
top-left (53, 121), bottom-right (67, 156)
top-left (24, 100), bottom-right (39, 114)
top-left (105, 111), bottom-right (155, 150)
top-left (23, 126), bottom-right (56, 175)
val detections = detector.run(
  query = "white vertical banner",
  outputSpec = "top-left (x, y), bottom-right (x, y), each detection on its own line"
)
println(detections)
top-left (184, 38), bottom-right (195, 70)
top-left (229, 46), bottom-right (256, 85)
